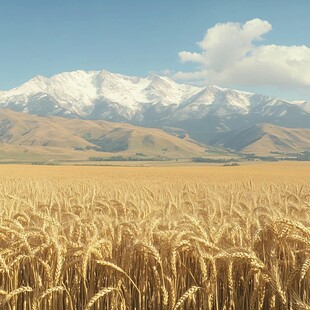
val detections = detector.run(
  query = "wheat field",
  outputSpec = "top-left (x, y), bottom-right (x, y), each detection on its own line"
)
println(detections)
top-left (0, 163), bottom-right (309, 309)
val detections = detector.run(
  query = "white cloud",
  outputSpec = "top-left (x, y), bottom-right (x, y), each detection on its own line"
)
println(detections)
top-left (174, 18), bottom-right (310, 91)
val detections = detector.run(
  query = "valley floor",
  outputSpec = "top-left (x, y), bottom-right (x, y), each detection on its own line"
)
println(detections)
top-left (0, 161), bottom-right (309, 179)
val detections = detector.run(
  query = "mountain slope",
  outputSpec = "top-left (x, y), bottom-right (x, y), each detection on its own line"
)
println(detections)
top-left (0, 70), bottom-right (309, 144)
top-left (212, 123), bottom-right (310, 155)
top-left (0, 109), bottom-right (210, 162)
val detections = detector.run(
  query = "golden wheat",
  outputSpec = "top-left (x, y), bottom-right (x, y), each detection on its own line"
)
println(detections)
top-left (0, 164), bottom-right (308, 309)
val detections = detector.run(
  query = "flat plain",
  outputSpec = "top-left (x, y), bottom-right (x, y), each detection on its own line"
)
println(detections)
top-left (0, 162), bottom-right (309, 309)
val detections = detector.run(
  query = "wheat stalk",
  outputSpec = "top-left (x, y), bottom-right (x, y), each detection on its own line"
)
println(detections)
top-left (174, 286), bottom-right (200, 309)
top-left (85, 287), bottom-right (117, 310)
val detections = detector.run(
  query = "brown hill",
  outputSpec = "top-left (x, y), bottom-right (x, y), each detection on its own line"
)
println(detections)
top-left (0, 109), bottom-right (211, 162)
top-left (213, 123), bottom-right (310, 155)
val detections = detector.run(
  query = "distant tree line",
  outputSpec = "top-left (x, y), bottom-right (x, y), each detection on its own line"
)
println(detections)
top-left (192, 157), bottom-right (239, 163)
top-left (192, 151), bottom-right (310, 163)
top-left (246, 151), bottom-right (310, 162)
top-left (89, 155), bottom-right (168, 162)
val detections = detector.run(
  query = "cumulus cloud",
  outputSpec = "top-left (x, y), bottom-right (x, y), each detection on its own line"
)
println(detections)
top-left (174, 18), bottom-right (310, 91)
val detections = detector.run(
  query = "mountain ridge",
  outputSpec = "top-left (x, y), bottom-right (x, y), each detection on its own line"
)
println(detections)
top-left (0, 69), bottom-right (309, 144)
top-left (212, 123), bottom-right (310, 155)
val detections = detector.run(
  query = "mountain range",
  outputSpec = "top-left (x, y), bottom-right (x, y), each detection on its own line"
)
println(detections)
top-left (0, 69), bottom-right (309, 162)
top-left (0, 70), bottom-right (309, 145)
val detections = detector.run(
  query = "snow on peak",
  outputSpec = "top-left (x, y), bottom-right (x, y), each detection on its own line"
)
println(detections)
top-left (0, 69), bottom-right (309, 121)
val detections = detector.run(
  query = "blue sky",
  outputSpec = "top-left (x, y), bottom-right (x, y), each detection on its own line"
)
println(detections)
top-left (1, 0), bottom-right (310, 100)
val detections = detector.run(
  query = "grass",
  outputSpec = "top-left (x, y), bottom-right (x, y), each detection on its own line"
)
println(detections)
top-left (0, 163), bottom-right (309, 309)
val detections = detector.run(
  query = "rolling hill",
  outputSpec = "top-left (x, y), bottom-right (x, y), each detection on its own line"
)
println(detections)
top-left (0, 109), bottom-right (213, 163)
top-left (212, 123), bottom-right (310, 155)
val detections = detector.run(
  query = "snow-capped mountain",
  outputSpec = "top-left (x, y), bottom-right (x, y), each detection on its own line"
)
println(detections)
top-left (0, 70), bottom-right (199, 120)
top-left (0, 70), bottom-right (309, 143)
